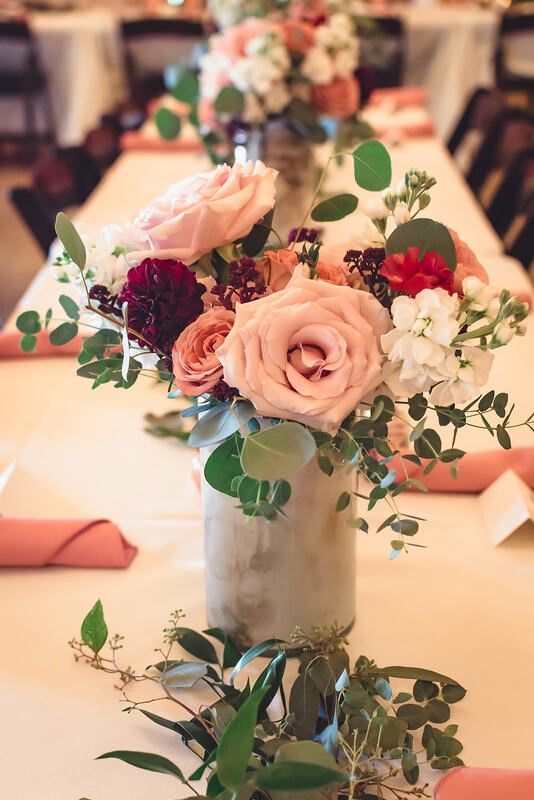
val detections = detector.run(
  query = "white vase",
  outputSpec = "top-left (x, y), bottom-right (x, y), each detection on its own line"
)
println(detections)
top-left (201, 453), bottom-right (356, 649)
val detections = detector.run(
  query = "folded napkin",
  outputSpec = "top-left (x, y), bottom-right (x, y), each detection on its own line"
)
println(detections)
top-left (390, 446), bottom-right (534, 492)
top-left (120, 128), bottom-right (204, 154)
top-left (435, 766), bottom-right (534, 799)
top-left (0, 517), bottom-right (137, 568)
top-left (368, 86), bottom-right (427, 108)
top-left (0, 330), bottom-right (82, 359)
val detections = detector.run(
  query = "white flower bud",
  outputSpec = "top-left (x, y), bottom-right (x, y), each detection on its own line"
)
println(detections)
top-left (363, 197), bottom-right (390, 220)
top-left (493, 319), bottom-right (515, 345)
top-left (393, 202), bottom-right (411, 226)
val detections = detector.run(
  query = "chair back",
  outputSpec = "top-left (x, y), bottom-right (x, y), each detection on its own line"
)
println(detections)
top-left (0, 20), bottom-right (42, 87)
top-left (121, 18), bottom-right (205, 105)
top-left (496, 4), bottom-right (534, 91)
top-left (358, 17), bottom-right (405, 88)
top-left (486, 146), bottom-right (534, 236)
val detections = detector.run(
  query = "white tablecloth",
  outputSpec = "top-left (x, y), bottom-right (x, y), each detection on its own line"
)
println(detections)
top-left (2, 140), bottom-right (534, 799)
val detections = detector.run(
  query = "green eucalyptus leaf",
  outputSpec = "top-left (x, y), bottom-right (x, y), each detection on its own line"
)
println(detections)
top-left (311, 193), bottom-right (358, 222)
top-left (216, 686), bottom-right (270, 789)
top-left (396, 704), bottom-right (429, 730)
top-left (241, 422), bottom-right (316, 481)
top-left (214, 86), bottom-right (244, 114)
top-left (49, 321), bottom-right (78, 346)
top-left (375, 666), bottom-right (461, 685)
top-left (161, 661), bottom-right (208, 688)
top-left (59, 294), bottom-right (80, 320)
top-left (426, 699), bottom-right (450, 723)
top-left (55, 212), bottom-right (86, 269)
top-left (189, 402), bottom-right (256, 448)
top-left (385, 218), bottom-right (457, 272)
top-left (20, 333), bottom-right (37, 352)
top-left (96, 750), bottom-right (185, 781)
top-left (442, 684), bottom-right (467, 703)
top-left (230, 639), bottom-right (285, 684)
top-left (81, 599), bottom-right (108, 654)
top-left (154, 107), bottom-right (182, 141)
top-left (254, 761), bottom-right (346, 792)
top-left (16, 310), bottom-right (41, 335)
top-left (204, 436), bottom-right (244, 497)
top-left (170, 72), bottom-right (199, 105)
top-left (289, 671), bottom-right (321, 740)
top-left (203, 627), bottom-right (241, 669)
top-left (352, 140), bottom-right (392, 191)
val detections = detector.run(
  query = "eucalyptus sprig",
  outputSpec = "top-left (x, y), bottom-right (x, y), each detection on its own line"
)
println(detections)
top-left (72, 602), bottom-right (467, 799)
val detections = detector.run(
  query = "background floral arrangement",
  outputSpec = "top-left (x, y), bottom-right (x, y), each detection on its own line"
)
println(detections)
top-left (17, 140), bottom-right (531, 552)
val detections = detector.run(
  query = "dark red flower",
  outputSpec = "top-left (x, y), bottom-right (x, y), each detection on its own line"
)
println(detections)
top-left (380, 246), bottom-right (454, 297)
top-left (120, 258), bottom-right (205, 355)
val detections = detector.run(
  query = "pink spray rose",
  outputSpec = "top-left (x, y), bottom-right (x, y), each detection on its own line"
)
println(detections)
top-left (172, 307), bottom-right (235, 396)
top-left (449, 228), bottom-right (488, 294)
top-left (214, 18), bottom-right (278, 60)
top-left (263, 244), bottom-right (360, 292)
top-left (216, 277), bottom-right (391, 433)
top-left (124, 161), bottom-right (278, 266)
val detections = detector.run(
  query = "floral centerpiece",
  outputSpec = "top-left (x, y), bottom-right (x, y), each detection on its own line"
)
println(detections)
top-left (17, 141), bottom-right (531, 645)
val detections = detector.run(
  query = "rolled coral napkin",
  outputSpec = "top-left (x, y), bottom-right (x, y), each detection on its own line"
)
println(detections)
top-left (390, 447), bottom-right (534, 492)
top-left (0, 330), bottom-right (83, 359)
top-left (368, 86), bottom-right (427, 108)
top-left (435, 766), bottom-right (534, 799)
top-left (0, 517), bottom-right (137, 568)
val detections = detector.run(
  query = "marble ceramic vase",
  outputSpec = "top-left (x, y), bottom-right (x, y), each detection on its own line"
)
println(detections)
top-left (201, 453), bottom-right (356, 650)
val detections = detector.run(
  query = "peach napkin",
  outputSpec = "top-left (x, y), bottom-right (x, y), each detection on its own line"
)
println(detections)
top-left (0, 330), bottom-right (82, 358)
top-left (435, 766), bottom-right (534, 799)
top-left (120, 130), bottom-right (204, 153)
top-left (368, 86), bottom-right (427, 108)
top-left (391, 447), bottom-right (534, 492)
top-left (0, 517), bottom-right (137, 567)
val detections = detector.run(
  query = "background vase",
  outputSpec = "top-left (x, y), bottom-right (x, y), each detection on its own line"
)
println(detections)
top-left (201, 452), bottom-right (356, 650)
top-left (243, 120), bottom-right (317, 244)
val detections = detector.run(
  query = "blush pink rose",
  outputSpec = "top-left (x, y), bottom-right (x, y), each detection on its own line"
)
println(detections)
top-left (263, 244), bottom-right (359, 292)
top-left (312, 76), bottom-right (361, 119)
top-left (449, 228), bottom-right (489, 294)
top-left (124, 161), bottom-right (278, 266)
top-left (214, 18), bottom-right (277, 59)
top-left (172, 307), bottom-right (235, 396)
top-left (217, 277), bottom-right (391, 433)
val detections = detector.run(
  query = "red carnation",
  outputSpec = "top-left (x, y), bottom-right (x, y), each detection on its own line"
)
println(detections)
top-left (120, 258), bottom-right (205, 356)
top-left (380, 246), bottom-right (454, 297)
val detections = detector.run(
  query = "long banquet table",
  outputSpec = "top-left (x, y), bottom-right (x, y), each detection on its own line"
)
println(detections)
top-left (1, 138), bottom-right (534, 799)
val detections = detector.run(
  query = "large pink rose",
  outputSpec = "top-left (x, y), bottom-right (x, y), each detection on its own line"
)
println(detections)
top-left (449, 228), bottom-right (488, 294)
top-left (217, 277), bottom-right (391, 433)
top-left (263, 244), bottom-right (360, 292)
top-left (124, 161), bottom-right (278, 266)
top-left (172, 307), bottom-right (235, 396)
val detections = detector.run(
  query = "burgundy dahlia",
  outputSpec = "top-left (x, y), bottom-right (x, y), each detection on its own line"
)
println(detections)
top-left (120, 258), bottom-right (205, 356)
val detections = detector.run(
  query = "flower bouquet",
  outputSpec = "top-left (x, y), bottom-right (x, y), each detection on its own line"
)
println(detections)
top-left (17, 140), bottom-right (531, 645)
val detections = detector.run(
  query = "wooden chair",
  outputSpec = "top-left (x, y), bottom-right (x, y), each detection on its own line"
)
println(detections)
top-left (358, 17), bottom-right (405, 89)
top-left (495, 4), bottom-right (534, 96)
top-left (121, 18), bottom-right (204, 106)
top-left (486, 146), bottom-right (534, 237)
top-left (0, 20), bottom-right (54, 151)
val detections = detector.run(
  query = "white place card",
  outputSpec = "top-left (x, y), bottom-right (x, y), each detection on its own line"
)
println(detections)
top-left (479, 469), bottom-right (534, 545)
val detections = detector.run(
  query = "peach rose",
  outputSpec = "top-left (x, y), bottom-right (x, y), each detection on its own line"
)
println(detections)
top-left (263, 244), bottom-right (359, 292)
top-left (124, 161), bottom-right (278, 266)
top-left (279, 20), bottom-right (316, 53)
top-left (312, 76), bottom-right (361, 119)
top-left (172, 307), bottom-right (235, 396)
top-left (449, 228), bottom-right (488, 294)
top-left (214, 18), bottom-right (277, 60)
top-left (217, 277), bottom-right (391, 433)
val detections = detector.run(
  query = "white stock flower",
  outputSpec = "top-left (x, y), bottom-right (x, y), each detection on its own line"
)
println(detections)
top-left (462, 276), bottom-right (497, 315)
top-left (301, 47), bottom-right (336, 86)
top-left (335, 46), bottom-right (359, 77)
top-left (199, 49), bottom-right (232, 100)
top-left (263, 81), bottom-right (291, 114)
top-left (492, 319), bottom-right (516, 345)
top-left (393, 202), bottom-right (411, 226)
top-left (86, 225), bottom-right (131, 295)
top-left (363, 196), bottom-right (390, 220)
top-left (429, 348), bottom-right (494, 406)
top-left (242, 91), bottom-right (266, 124)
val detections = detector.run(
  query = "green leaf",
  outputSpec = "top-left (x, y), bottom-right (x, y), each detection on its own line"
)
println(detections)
top-left (81, 599), bottom-right (108, 654)
top-left (414, 429), bottom-right (442, 459)
top-left (391, 519), bottom-right (419, 536)
top-left (172, 627), bottom-right (219, 664)
top-left (413, 680), bottom-right (439, 701)
top-left (154, 107), bottom-right (182, 141)
top-left (386, 218), bottom-right (457, 272)
top-left (376, 666), bottom-right (461, 685)
top-left (230, 639), bottom-right (284, 684)
top-left (272, 479), bottom-right (291, 507)
top-left (396, 704), bottom-right (429, 730)
top-left (203, 627), bottom-right (241, 669)
top-left (496, 425), bottom-right (511, 450)
top-left (241, 207), bottom-right (274, 257)
top-left (59, 294), bottom-right (80, 320)
top-left (161, 661), bottom-right (208, 688)
top-left (55, 212), bottom-right (86, 269)
top-left (318, 454), bottom-right (334, 476)
top-left (240, 422), bottom-right (316, 481)
top-left (442, 683), bottom-right (466, 703)
top-left (289, 671), bottom-right (321, 740)
top-left (426, 699), bottom-right (450, 723)
top-left (392, 692), bottom-right (412, 704)
top-left (16, 310), bottom-right (41, 335)
top-left (49, 321), bottom-right (78, 346)
top-left (352, 140), bottom-right (392, 191)
top-left (96, 751), bottom-right (185, 781)
top-left (214, 86), bottom-right (244, 114)
top-left (204, 436), bottom-right (244, 497)
top-left (311, 193), bottom-right (358, 222)
top-left (170, 72), bottom-right (199, 105)
top-left (336, 491), bottom-right (351, 512)
top-left (254, 762), bottom-right (346, 792)
top-left (20, 333), bottom-right (37, 352)
top-left (401, 751), bottom-right (419, 785)
top-left (493, 392), bottom-right (508, 417)
top-left (216, 686), bottom-right (269, 789)
top-left (189, 401), bottom-right (256, 448)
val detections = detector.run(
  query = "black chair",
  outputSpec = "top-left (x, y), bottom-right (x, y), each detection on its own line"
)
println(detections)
top-left (495, 4), bottom-right (534, 95)
top-left (486, 146), bottom-right (534, 237)
top-left (466, 107), bottom-right (534, 201)
top-left (0, 20), bottom-right (54, 150)
top-left (358, 17), bottom-right (405, 89)
top-left (121, 18), bottom-right (205, 106)
top-left (506, 192), bottom-right (534, 270)
top-left (9, 150), bottom-right (95, 256)
top-left (447, 88), bottom-right (505, 155)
